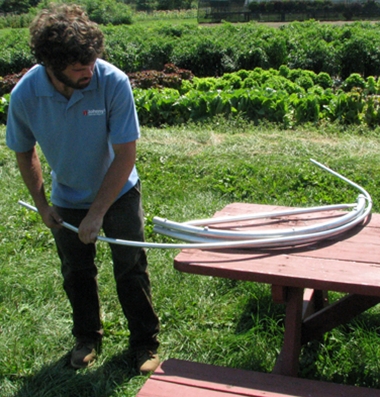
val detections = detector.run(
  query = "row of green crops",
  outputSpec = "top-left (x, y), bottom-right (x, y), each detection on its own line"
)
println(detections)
top-left (102, 20), bottom-right (380, 79)
top-left (4, 20), bottom-right (380, 78)
top-left (133, 67), bottom-right (380, 128)
top-left (1, 66), bottom-right (379, 127)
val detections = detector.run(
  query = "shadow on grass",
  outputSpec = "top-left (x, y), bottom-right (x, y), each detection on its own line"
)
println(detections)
top-left (12, 349), bottom-right (142, 397)
top-left (230, 293), bottom-right (286, 372)
top-left (299, 340), bottom-right (380, 389)
top-left (234, 294), bottom-right (285, 336)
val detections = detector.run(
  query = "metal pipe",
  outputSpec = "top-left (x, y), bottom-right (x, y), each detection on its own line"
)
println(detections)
top-left (185, 203), bottom-right (357, 226)
top-left (18, 159), bottom-right (372, 250)
top-left (152, 195), bottom-right (366, 240)
top-left (17, 199), bottom-right (369, 249)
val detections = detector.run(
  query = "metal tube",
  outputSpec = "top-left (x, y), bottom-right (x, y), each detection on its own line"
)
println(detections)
top-left (18, 159), bottom-right (372, 250)
top-left (185, 203), bottom-right (357, 226)
top-left (152, 196), bottom-right (366, 240)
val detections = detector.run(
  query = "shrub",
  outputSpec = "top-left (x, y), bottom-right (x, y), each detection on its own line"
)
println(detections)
top-left (139, 41), bottom-right (175, 71)
top-left (172, 38), bottom-right (227, 77)
top-left (265, 36), bottom-right (288, 69)
top-left (279, 65), bottom-right (290, 78)
top-left (236, 47), bottom-right (269, 71)
top-left (3, 20), bottom-right (380, 79)
top-left (86, 0), bottom-right (133, 25)
top-left (338, 34), bottom-right (380, 79)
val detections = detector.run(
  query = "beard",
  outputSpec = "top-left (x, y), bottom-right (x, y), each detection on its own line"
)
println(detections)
top-left (52, 69), bottom-right (91, 90)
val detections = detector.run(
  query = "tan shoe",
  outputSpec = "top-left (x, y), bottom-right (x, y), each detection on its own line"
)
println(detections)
top-left (136, 349), bottom-right (160, 374)
top-left (70, 339), bottom-right (98, 369)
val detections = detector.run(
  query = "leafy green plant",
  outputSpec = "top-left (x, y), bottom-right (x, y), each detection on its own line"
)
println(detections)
top-left (129, 68), bottom-right (380, 128)
top-left (295, 75), bottom-right (315, 91)
top-left (292, 92), bottom-right (320, 124)
top-left (326, 91), bottom-right (364, 124)
top-left (363, 96), bottom-right (380, 127)
top-left (192, 76), bottom-right (217, 91)
top-left (365, 76), bottom-right (377, 95)
top-left (0, 94), bottom-right (9, 124)
top-left (315, 72), bottom-right (333, 89)
top-left (342, 73), bottom-right (366, 92)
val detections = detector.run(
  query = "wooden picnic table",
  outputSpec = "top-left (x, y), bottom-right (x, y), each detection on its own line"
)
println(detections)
top-left (173, 202), bottom-right (380, 377)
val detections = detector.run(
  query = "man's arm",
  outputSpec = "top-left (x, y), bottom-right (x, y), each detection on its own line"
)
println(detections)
top-left (78, 140), bottom-right (137, 244)
top-left (15, 147), bottom-right (62, 228)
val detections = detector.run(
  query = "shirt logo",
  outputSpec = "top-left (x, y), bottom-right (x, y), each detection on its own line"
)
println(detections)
top-left (83, 109), bottom-right (106, 116)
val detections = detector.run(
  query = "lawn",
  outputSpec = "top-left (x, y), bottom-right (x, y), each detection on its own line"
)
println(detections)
top-left (1, 120), bottom-right (380, 396)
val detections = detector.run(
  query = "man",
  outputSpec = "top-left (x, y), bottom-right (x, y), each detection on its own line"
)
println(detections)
top-left (6, 4), bottom-right (160, 373)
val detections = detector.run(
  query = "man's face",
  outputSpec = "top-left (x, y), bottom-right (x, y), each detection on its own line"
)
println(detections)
top-left (52, 61), bottom-right (96, 90)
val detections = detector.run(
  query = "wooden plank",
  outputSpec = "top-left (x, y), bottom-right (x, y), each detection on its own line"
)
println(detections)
top-left (136, 377), bottom-right (284, 397)
top-left (137, 359), bottom-right (380, 397)
top-left (174, 248), bottom-right (380, 296)
top-left (292, 225), bottom-right (380, 264)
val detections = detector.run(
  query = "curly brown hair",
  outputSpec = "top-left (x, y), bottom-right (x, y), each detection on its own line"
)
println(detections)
top-left (29, 3), bottom-right (104, 71)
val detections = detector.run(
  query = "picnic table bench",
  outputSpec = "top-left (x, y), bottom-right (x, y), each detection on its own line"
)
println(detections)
top-left (137, 358), bottom-right (380, 396)
top-left (138, 202), bottom-right (380, 396)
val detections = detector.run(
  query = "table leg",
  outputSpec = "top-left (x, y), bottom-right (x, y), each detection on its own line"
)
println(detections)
top-left (301, 294), bottom-right (380, 344)
top-left (272, 286), bottom-right (304, 377)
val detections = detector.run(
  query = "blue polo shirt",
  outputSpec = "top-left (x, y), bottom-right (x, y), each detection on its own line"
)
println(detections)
top-left (6, 59), bottom-right (140, 209)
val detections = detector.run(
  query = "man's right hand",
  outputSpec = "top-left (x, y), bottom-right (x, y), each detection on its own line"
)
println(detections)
top-left (39, 205), bottom-right (63, 229)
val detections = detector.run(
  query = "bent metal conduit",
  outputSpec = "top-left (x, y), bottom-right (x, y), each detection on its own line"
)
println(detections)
top-left (18, 159), bottom-right (372, 250)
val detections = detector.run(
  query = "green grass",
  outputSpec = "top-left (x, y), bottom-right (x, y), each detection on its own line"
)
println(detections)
top-left (1, 120), bottom-right (380, 396)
